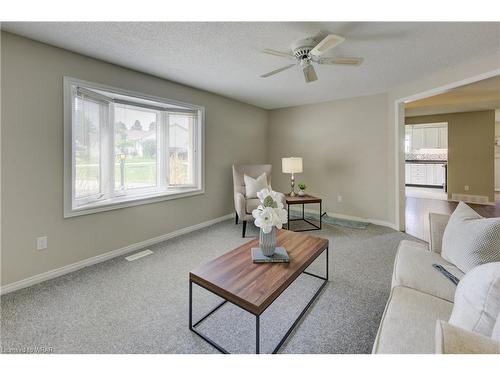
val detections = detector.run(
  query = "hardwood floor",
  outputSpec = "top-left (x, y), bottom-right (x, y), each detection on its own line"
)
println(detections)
top-left (405, 193), bottom-right (500, 242)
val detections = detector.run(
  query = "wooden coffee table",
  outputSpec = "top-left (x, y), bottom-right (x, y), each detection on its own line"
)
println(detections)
top-left (189, 229), bottom-right (329, 354)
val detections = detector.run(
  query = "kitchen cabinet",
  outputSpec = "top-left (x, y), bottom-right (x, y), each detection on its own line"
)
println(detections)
top-left (406, 163), bottom-right (446, 186)
top-left (406, 123), bottom-right (447, 150)
top-left (424, 127), bottom-right (439, 149)
top-left (438, 127), bottom-right (447, 149)
top-left (411, 128), bottom-right (425, 150)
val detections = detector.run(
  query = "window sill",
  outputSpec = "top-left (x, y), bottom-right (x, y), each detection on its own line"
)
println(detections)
top-left (64, 187), bottom-right (204, 218)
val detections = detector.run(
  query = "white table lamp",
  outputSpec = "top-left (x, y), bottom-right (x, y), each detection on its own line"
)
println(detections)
top-left (282, 157), bottom-right (303, 196)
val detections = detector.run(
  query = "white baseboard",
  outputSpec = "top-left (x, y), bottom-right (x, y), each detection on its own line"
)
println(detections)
top-left (289, 207), bottom-right (398, 231)
top-left (0, 213), bottom-right (234, 295)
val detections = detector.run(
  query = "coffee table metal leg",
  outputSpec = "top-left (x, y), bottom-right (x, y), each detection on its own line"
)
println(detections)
top-left (189, 280), bottom-right (193, 329)
top-left (256, 315), bottom-right (260, 354)
top-left (189, 246), bottom-right (328, 354)
top-left (320, 201), bottom-right (322, 230)
top-left (287, 203), bottom-right (290, 230)
top-left (271, 246), bottom-right (329, 353)
top-left (326, 246), bottom-right (329, 280)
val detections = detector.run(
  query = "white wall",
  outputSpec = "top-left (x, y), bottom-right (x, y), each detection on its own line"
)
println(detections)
top-left (268, 93), bottom-right (391, 226)
top-left (1, 32), bottom-right (269, 286)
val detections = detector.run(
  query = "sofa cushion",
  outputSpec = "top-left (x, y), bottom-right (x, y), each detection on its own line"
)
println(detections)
top-left (435, 320), bottom-right (500, 354)
top-left (449, 262), bottom-right (500, 337)
top-left (245, 198), bottom-right (260, 214)
top-left (492, 312), bottom-right (500, 341)
top-left (244, 173), bottom-right (268, 198)
top-left (372, 286), bottom-right (453, 354)
top-left (392, 240), bottom-right (464, 302)
top-left (442, 202), bottom-right (500, 273)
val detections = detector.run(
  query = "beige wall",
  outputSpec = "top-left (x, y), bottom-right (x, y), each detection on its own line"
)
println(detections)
top-left (2, 30), bottom-right (499, 287)
top-left (268, 93), bottom-right (391, 224)
top-left (1, 32), bottom-right (269, 286)
top-left (406, 111), bottom-right (495, 202)
top-left (387, 53), bottom-right (500, 230)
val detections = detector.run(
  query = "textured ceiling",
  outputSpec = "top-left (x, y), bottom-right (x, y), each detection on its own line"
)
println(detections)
top-left (406, 75), bottom-right (500, 117)
top-left (3, 22), bottom-right (500, 109)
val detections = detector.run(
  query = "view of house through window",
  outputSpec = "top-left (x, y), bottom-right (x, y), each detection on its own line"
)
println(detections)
top-left (66, 78), bottom-right (203, 216)
top-left (114, 105), bottom-right (158, 191)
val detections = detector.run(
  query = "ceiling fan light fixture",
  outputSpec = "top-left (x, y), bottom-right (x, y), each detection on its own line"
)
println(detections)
top-left (302, 62), bottom-right (317, 83)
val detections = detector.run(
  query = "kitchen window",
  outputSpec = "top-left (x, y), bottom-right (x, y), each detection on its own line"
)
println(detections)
top-left (64, 77), bottom-right (204, 217)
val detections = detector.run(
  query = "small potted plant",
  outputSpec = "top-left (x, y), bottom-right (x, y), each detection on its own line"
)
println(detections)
top-left (252, 189), bottom-right (288, 256)
top-left (297, 182), bottom-right (307, 196)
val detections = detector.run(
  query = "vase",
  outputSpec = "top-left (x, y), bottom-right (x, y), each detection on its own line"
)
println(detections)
top-left (259, 227), bottom-right (277, 256)
top-left (298, 190), bottom-right (305, 196)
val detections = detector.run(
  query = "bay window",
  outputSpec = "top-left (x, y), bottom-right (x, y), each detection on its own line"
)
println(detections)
top-left (64, 77), bottom-right (204, 217)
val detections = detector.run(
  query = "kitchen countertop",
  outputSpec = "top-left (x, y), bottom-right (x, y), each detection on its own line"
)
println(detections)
top-left (406, 160), bottom-right (447, 164)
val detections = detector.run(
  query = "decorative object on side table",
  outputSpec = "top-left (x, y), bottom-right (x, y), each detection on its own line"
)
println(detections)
top-left (297, 181), bottom-right (306, 196)
top-left (281, 157), bottom-right (303, 197)
top-left (251, 189), bottom-right (288, 257)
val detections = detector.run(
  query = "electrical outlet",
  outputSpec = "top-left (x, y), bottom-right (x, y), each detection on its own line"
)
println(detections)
top-left (36, 236), bottom-right (47, 250)
top-left (337, 195), bottom-right (343, 203)
top-left (464, 185), bottom-right (470, 191)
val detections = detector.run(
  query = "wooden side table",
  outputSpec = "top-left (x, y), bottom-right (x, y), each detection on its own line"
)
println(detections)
top-left (285, 194), bottom-right (322, 232)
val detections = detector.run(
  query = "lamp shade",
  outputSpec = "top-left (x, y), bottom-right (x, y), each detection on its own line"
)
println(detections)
top-left (282, 157), bottom-right (303, 174)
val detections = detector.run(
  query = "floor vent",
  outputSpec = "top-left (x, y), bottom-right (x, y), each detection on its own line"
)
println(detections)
top-left (125, 249), bottom-right (154, 261)
top-left (451, 194), bottom-right (490, 205)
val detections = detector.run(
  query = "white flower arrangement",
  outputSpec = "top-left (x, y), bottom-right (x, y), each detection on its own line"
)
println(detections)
top-left (252, 188), bottom-right (288, 234)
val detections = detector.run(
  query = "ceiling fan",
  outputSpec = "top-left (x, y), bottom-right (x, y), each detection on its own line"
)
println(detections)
top-left (260, 34), bottom-right (363, 83)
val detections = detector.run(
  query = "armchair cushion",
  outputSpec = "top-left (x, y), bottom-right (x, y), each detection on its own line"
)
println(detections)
top-left (246, 198), bottom-right (260, 214)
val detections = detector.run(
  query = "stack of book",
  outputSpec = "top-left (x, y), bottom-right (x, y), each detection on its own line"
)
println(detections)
top-left (251, 247), bottom-right (290, 263)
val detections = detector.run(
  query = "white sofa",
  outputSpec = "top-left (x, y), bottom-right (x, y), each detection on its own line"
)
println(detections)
top-left (372, 213), bottom-right (500, 354)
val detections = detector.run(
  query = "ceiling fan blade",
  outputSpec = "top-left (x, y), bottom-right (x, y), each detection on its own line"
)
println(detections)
top-left (260, 64), bottom-right (296, 78)
top-left (262, 49), bottom-right (295, 60)
top-left (318, 57), bottom-right (364, 66)
top-left (303, 64), bottom-right (317, 83)
top-left (309, 34), bottom-right (345, 57)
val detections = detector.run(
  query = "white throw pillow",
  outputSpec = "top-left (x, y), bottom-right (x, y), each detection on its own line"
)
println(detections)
top-left (244, 173), bottom-right (268, 198)
top-left (441, 202), bottom-right (500, 273)
top-left (449, 262), bottom-right (500, 337)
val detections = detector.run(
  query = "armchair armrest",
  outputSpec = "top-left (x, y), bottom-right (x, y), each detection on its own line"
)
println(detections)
top-left (429, 213), bottom-right (450, 254)
top-left (435, 320), bottom-right (500, 354)
top-left (234, 192), bottom-right (246, 219)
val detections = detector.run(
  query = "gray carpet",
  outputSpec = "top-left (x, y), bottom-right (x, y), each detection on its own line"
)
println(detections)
top-left (0, 220), bottom-right (418, 354)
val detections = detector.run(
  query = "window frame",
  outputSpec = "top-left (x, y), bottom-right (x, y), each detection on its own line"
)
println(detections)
top-left (63, 76), bottom-right (205, 218)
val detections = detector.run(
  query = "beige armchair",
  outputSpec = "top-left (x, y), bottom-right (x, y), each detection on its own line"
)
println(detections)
top-left (232, 164), bottom-right (285, 237)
